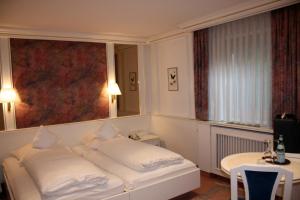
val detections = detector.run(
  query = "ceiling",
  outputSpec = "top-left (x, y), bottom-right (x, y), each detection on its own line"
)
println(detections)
top-left (0, 0), bottom-right (256, 38)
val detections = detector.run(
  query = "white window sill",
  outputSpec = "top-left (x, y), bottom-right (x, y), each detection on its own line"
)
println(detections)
top-left (210, 121), bottom-right (273, 134)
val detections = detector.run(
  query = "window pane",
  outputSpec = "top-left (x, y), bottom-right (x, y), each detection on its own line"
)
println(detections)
top-left (208, 13), bottom-right (271, 127)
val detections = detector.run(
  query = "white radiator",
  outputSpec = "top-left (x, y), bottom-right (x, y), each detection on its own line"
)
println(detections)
top-left (215, 134), bottom-right (267, 168)
top-left (211, 126), bottom-right (273, 175)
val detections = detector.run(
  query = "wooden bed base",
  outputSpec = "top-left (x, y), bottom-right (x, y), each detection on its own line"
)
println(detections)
top-left (4, 167), bottom-right (200, 200)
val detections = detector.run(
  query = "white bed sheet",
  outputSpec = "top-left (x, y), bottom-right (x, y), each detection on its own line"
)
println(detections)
top-left (73, 145), bottom-right (197, 190)
top-left (2, 157), bottom-right (125, 200)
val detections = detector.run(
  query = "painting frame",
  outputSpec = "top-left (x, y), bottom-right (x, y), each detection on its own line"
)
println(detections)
top-left (129, 72), bottom-right (137, 91)
top-left (167, 67), bottom-right (178, 91)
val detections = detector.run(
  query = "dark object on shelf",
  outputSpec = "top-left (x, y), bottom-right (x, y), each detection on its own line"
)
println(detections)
top-left (273, 113), bottom-right (300, 153)
top-left (128, 134), bottom-right (140, 140)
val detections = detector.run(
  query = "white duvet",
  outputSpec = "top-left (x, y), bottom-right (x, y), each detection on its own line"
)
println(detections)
top-left (89, 137), bottom-right (183, 171)
top-left (73, 145), bottom-right (196, 190)
top-left (21, 147), bottom-right (108, 197)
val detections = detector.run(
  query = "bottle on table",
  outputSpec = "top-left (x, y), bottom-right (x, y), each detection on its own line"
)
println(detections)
top-left (276, 135), bottom-right (285, 163)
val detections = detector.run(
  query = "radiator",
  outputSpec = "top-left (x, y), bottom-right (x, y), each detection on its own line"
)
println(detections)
top-left (210, 126), bottom-right (272, 175)
top-left (215, 134), bottom-right (267, 169)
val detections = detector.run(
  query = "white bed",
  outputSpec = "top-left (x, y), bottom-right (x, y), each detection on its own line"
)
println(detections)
top-left (2, 157), bottom-right (129, 200)
top-left (73, 145), bottom-right (200, 200)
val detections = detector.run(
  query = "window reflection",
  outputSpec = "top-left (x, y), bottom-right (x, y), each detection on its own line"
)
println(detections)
top-left (114, 44), bottom-right (140, 117)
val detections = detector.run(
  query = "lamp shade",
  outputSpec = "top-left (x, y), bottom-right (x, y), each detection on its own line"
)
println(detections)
top-left (0, 88), bottom-right (19, 102)
top-left (108, 82), bottom-right (121, 95)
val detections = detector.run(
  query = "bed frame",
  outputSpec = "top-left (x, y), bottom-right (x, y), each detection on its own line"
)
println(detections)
top-left (3, 165), bottom-right (200, 200)
top-left (129, 168), bottom-right (200, 200)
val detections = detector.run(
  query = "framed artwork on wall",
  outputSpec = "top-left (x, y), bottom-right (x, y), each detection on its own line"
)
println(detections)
top-left (167, 67), bottom-right (178, 91)
top-left (129, 72), bottom-right (137, 91)
top-left (10, 39), bottom-right (109, 128)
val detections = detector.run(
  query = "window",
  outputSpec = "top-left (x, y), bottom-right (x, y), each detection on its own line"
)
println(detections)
top-left (208, 13), bottom-right (272, 127)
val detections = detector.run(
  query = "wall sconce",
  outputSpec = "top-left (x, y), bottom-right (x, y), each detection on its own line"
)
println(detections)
top-left (108, 82), bottom-right (121, 103)
top-left (0, 88), bottom-right (19, 112)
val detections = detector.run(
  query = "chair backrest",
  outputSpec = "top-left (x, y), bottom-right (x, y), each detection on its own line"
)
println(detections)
top-left (230, 164), bottom-right (293, 200)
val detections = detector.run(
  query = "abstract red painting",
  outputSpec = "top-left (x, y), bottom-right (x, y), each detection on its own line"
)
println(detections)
top-left (11, 39), bottom-right (109, 128)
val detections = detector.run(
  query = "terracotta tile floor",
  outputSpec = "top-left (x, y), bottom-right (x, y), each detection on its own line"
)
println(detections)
top-left (171, 171), bottom-right (245, 200)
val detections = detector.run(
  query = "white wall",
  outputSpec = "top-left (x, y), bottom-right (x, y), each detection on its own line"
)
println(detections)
top-left (149, 33), bottom-right (195, 119)
top-left (148, 33), bottom-right (208, 169)
top-left (139, 45), bottom-right (151, 115)
top-left (197, 122), bottom-right (211, 172)
top-left (148, 33), bottom-right (210, 170)
top-left (149, 115), bottom-right (212, 172)
top-left (150, 115), bottom-right (198, 164)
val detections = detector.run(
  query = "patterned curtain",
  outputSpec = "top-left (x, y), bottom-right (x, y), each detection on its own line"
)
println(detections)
top-left (194, 29), bottom-right (209, 120)
top-left (272, 3), bottom-right (300, 120)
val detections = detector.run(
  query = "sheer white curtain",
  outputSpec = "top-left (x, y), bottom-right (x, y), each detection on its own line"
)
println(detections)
top-left (208, 13), bottom-right (271, 127)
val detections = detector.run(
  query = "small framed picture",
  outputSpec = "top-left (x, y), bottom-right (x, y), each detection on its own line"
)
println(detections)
top-left (167, 67), bottom-right (178, 91)
top-left (129, 72), bottom-right (137, 91)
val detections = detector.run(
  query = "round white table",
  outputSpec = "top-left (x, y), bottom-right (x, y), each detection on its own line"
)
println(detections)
top-left (221, 152), bottom-right (300, 200)
top-left (221, 152), bottom-right (300, 183)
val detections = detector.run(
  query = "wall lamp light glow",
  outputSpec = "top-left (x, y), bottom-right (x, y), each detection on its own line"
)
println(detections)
top-left (108, 82), bottom-right (121, 103)
top-left (0, 88), bottom-right (19, 112)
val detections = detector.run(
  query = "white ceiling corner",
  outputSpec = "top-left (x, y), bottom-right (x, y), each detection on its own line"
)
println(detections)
top-left (0, 0), bottom-right (297, 43)
top-left (178, 0), bottom-right (286, 29)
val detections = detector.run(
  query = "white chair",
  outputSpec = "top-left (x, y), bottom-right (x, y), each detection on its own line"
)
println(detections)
top-left (230, 164), bottom-right (293, 200)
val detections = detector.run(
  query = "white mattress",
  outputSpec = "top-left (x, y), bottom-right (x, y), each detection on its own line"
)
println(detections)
top-left (73, 145), bottom-right (197, 190)
top-left (3, 157), bottom-right (125, 200)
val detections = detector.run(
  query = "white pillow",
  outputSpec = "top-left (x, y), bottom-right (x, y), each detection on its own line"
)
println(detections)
top-left (87, 134), bottom-right (124, 150)
top-left (95, 122), bottom-right (120, 140)
top-left (32, 126), bottom-right (59, 149)
top-left (11, 144), bottom-right (33, 160)
top-left (87, 139), bottom-right (103, 150)
top-left (81, 132), bottom-right (97, 146)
